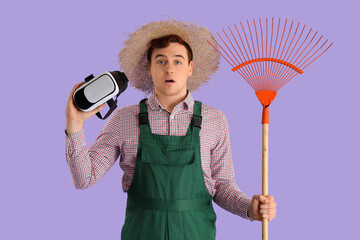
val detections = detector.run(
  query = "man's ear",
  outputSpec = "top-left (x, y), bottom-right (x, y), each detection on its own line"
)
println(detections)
top-left (188, 61), bottom-right (193, 77)
top-left (147, 61), bottom-right (151, 76)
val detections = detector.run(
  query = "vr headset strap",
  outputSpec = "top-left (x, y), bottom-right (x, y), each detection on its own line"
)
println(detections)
top-left (96, 98), bottom-right (118, 120)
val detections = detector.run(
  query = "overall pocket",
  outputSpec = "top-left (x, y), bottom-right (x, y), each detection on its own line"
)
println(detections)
top-left (141, 143), bottom-right (196, 166)
top-left (140, 143), bottom-right (197, 199)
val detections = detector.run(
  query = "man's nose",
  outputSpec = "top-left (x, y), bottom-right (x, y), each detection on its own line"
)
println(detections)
top-left (165, 63), bottom-right (174, 74)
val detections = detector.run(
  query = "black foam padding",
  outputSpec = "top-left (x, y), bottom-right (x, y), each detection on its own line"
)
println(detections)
top-left (73, 88), bottom-right (92, 110)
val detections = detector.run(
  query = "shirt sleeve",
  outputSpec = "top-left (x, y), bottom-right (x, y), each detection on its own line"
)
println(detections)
top-left (65, 111), bottom-right (121, 189)
top-left (211, 112), bottom-right (253, 220)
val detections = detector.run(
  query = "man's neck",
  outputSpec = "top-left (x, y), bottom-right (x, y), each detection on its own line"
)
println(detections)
top-left (155, 91), bottom-right (188, 113)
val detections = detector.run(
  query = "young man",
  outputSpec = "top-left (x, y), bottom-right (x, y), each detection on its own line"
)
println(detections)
top-left (65, 19), bottom-right (276, 239)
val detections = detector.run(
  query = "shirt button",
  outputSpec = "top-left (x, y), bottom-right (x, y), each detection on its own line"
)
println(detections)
top-left (170, 115), bottom-right (174, 120)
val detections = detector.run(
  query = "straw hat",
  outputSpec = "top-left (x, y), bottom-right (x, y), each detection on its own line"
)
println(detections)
top-left (118, 19), bottom-right (221, 94)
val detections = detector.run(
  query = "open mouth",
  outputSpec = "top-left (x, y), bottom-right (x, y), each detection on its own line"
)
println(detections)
top-left (165, 79), bottom-right (175, 83)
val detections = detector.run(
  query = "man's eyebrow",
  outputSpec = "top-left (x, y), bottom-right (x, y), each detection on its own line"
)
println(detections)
top-left (154, 54), bottom-right (185, 59)
top-left (174, 55), bottom-right (185, 59)
top-left (154, 54), bottom-right (166, 59)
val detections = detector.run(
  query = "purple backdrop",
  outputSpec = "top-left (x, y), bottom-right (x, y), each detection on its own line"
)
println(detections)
top-left (1, 0), bottom-right (359, 239)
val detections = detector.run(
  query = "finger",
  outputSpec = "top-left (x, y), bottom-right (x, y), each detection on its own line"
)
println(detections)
top-left (88, 103), bottom-right (106, 115)
top-left (251, 195), bottom-right (261, 207)
top-left (95, 103), bottom-right (106, 113)
top-left (260, 201), bottom-right (277, 209)
top-left (70, 82), bottom-right (84, 95)
top-left (267, 195), bottom-right (275, 202)
top-left (67, 82), bottom-right (84, 105)
top-left (260, 208), bottom-right (276, 214)
top-left (259, 195), bottom-right (269, 203)
top-left (66, 83), bottom-right (87, 119)
top-left (262, 213), bottom-right (276, 222)
top-left (252, 194), bottom-right (261, 202)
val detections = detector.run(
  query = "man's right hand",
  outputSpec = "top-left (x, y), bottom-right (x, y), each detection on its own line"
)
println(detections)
top-left (65, 82), bottom-right (106, 134)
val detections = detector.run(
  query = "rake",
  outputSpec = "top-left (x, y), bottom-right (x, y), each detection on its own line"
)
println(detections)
top-left (208, 17), bottom-right (333, 240)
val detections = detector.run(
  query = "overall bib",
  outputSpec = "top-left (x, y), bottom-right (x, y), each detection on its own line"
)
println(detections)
top-left (121, 99), bottom-right (217, 240)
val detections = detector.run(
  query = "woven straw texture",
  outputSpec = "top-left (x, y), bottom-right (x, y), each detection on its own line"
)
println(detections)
top-left (118, 19), bottom-right (220, 94)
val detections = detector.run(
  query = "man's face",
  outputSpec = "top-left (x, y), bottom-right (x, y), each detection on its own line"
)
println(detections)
top-left (148, 42), bottom-right (193, 99)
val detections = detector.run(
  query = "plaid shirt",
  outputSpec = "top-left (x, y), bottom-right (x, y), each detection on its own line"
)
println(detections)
top-left (65, 93), bottom-right (252, 219)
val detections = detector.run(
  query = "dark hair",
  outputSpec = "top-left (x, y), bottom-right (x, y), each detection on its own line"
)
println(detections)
top-left (147, 34), bottom-right (193, 63)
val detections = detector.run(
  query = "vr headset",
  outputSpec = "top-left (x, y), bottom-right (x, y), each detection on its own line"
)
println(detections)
top-left (73, 71), bottom-right (128, 119)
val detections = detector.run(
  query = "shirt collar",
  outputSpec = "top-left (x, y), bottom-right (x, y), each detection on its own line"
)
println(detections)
top-left (148, 92), bottom-right (195, 113)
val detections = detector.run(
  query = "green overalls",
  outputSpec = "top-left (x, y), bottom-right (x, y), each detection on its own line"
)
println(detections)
top-left (121, 99), bottom-right (217, 240)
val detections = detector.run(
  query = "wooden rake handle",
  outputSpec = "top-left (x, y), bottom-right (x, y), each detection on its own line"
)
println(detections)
top-left (256, 92), bottom-right (274, 240)
top-left (262, 123), bottom-right (269, 240)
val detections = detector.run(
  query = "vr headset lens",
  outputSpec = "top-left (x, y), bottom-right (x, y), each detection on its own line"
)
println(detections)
top-left (84, 74), bottom-right (117, 103)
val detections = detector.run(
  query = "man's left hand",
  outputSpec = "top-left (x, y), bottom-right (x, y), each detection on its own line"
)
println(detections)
top-left (248, 194), bottom-right (277, 222)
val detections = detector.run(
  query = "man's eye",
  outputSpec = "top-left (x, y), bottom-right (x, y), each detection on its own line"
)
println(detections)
top-left (175, 61), bottom-right (181, 65)
top-left (157, 60), bottom-right (165, 64)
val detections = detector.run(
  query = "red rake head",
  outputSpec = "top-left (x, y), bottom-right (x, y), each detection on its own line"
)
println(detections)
top-left (208, 18), bottom-right (333, 95)
top-left (208, 18), bottom-right (333, 123)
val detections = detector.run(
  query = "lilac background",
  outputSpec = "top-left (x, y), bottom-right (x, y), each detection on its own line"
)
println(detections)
top-left (1, 0), bottom-right (359, 239)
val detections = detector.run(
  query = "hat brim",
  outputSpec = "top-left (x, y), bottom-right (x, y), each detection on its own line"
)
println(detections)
top-left (118, 19), bottom-right (221, 94)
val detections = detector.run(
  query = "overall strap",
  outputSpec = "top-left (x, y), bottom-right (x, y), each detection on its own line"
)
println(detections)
top-left (138, 98), bottom-right (151, 133)
top-left (191, 101), bottom-right (202, 128)
top-left (188, 100), bottom-right (202, 137)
